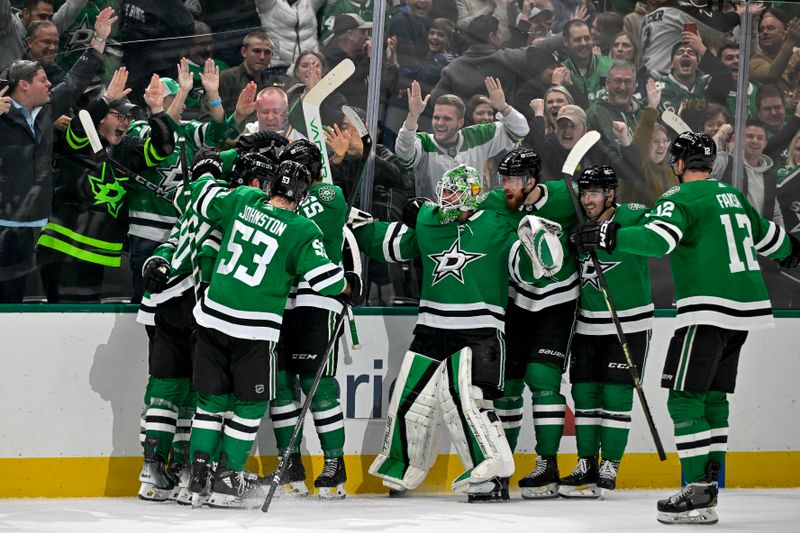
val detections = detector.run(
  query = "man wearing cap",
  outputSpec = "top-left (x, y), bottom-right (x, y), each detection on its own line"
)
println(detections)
top-left (506, 5), bottom-right (554, 48)
top-left (36, 70), bottom-right (176, 302)
top-left (525, 101), bottom-right (603, 180)
top-left (322, 13), bottom-right (398, 111)
top-left (0, 6), bottom-right (113, 303)
top-left (213, 31), bottom-right (281, 121)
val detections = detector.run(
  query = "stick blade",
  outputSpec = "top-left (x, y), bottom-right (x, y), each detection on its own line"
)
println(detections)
top-left (78, 109), bottom-right (104, 154)
top-left (661, 110), bottom-right (691, 134)
top-left (342, 105), bottom-right (368, 137)
top-left (303, 59), bottom-right (355, 107)
top-left (562, 130), bottom-right (600, 177)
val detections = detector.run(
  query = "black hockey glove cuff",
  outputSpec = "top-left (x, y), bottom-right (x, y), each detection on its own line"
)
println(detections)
top-left (191, 148), bottom-right (223, 181)
top-left (342, 271), bottom-right (363, 305)
top-left (571, 221), bottom-right (619, 254)
top-left (779, 234), bottom-right (800, 269)
top-left (402, 197), bottom-right (430, 229)
top-left (142, 256), bottom-right (170, 293)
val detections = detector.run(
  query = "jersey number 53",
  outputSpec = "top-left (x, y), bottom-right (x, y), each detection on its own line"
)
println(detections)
top-left (218, 220), bottom-right (279, 286)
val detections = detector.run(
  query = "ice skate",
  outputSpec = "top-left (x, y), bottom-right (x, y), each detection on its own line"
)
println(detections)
top-left (271, 453), bottom-right (309, 497)
top-left (138, 437), bottom-right (175, 502)
top-left (466, 477), bottom-right (510, 503)
top-left (166, 461), bottom-right (189, 501)
top-left (206, 453), bottom-right (267, 509)
top-left (598, 459), bottom-right (620, 500)
top-left (187, 452), bottom-right (212, 508)
top-left (314, 456), bottom-right (346, 500)
top-left (558, 457), bottom-right (599, 499)
top-left (519, 455), bottom-right (560, 499)
top-left (656, 482), bottom-right (719, 525)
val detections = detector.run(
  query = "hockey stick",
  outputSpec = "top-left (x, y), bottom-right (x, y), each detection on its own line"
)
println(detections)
top-left (77, 110), bottom-right (174, 201)
top-left (262, 303), bottom-right (350, 512)
top-left (562, 131), bottom-right (667, 461)
top-left (661, 110), bottom-right (691, 135)
top-left (339, 104), bottom-right (374, 348)
top-left (302, 59), bottom-right (356, 184)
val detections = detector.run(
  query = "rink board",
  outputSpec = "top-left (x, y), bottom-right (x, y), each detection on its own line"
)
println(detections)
top-left (0, 307), bottom-right (798, 497)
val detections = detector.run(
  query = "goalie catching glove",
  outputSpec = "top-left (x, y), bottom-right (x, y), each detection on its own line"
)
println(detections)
top-left (571, 221), bottom-right (620, 254)
top-left (518, 215), bottom-right (564, 279)
top-left (142, 256), bottom-right (170, 293)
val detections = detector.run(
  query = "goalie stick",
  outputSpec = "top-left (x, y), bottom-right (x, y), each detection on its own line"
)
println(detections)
top-left (661, 110), bottom-right (691, 135)
top-left (302, 59), bottom-right (356, 184)
top-left (77, 110), bottom-right (174, 201)
top-left (562, 130), bottom-right (667, 461)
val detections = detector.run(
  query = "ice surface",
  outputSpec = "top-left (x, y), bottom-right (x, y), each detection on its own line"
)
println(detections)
top-left (0, 489), bottom-right (798, 533)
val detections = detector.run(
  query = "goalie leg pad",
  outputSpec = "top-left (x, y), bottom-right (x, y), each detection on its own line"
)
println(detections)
top-left (518, 215), bottom-right (564, 279)
top-left (369, 351), bottom-right (444, 491)
top-left (440, 347), bottom-right (515, 493)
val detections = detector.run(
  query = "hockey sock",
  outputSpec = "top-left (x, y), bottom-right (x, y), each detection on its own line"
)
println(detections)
top-left (220, 397), bottom-right (269, 472)
top-left (172, 389), bottom-right (196, 464)
top-left (526, 362), bottom-right (565, 456)
top-left (667, 390), bottom-right (710, 483)
top-left (599, 383), bottom-right (633, 461)
top-left (301, 375), bottom-right (345, 458)
top-left (494, 378), bottom-right (524, 452)
top-left (271, 370), bottom-right (302, 454)
top-left (146, 377), bottom-right (191, 459)
top-left (140, 376), bottom-right (155, 449)
top-left (704, 391), bottom-right (729, 470)
top-left (572, 381), bottom-right (602, 458)
top-left (190, 392), bottom-right (229, 463)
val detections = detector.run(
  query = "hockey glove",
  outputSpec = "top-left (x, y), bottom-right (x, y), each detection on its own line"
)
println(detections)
top-left (571, 221), bottom-right (620, 254)
top-left (347, 206), bottom-right (374, 229)
top-left (402, 197), bottom-right (430, 229)
top-left (235, 131), bottom-right (289, 154)
top-left (191, 148), bottom-right (224, 181)
top-left (342, 271), bottom-right (363, 305)
top-left (142, 256), bottom-right (170, 293)
top-left (779, 234), bottom-right (800, 269)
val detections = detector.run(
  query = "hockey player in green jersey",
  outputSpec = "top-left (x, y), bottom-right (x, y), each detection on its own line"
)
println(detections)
top-left (573, 131), bottom-right (800, 525)
top-left (268, 140), bottom-right (351, 499)
top-left (184, 154), bottom-right (361, 509)
top-left (482, 148), bottom-right (580, 499)
top-left (136, 150), bottom-right (277, 503)
top-left (559, 165), bottom-right (653, 500)
top-left (355, 164), bottom-right (562, 502)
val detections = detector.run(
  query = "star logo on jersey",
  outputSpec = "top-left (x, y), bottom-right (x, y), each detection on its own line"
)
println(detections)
top-left (428, 239), bottom-right (485, 286)
top-left (89, 173), bottom-right (128, 219)
top-left (155, 159), bottom-right (184, 191)
top-left (64, 16), bottom-right (94, 52)
top-left (790, 212), bottom-right (800, 235)
top-left (579, 256), bottom-right (621, 290)
top-left (318, 185), bottom-right (336, 202)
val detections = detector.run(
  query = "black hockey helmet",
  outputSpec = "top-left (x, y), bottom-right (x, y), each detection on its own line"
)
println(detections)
top-left (578, 165), bottom-right (618, 190)
top-left (268, 160), bottom-right (312, 203)
top-left (229, 152), bottom-right (277, 189)
top-left (279, 139), bottom-right (322, 181)
top-left (499, 148), bottom-right (542, 181)
top-left (668, 131), bottom-right (716, 172)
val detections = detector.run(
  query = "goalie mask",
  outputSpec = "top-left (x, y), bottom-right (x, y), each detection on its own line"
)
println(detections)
top-left (279, 139), bottom-right (323, 182)
top-left (229, 152), bottom-right (278, 190)
top-left (267, 160), bottom-right (312, 205)
top-left (435, 164), bottom-right (486, 224)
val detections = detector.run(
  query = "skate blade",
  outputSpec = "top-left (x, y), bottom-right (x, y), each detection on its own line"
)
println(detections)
top-left (206, 492), bottom-right (262, 509)
top-left (190, 491), bottom-right (209, 509)
top-left (600, 488), bottom-right (611, 500)
top-left (520, 483), bottom-right (559, 499)
top-left (138, 483), bottom-right (172, 502)
top-left (176, 487), bottom-right (194, 506)
top-left (277, 481), bottom-right (309, 498)
top-left (558, 483), bottom-right (600, 499)
top-left (317, 484), bottom-right (346, 500)
top-left (657, 508), bottom-right (719, 525)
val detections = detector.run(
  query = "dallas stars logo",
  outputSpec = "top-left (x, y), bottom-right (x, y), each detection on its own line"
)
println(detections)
top-left (428, 239), bottom-right (485, 285)
top-left (580, 257), bottom-right (621, 290)
top-left (88, 173), bottom-right (128, 219)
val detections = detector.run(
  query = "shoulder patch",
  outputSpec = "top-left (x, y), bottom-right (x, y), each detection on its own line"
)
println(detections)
top-left (318, 185), bottom-right (337, 202)
top-left (661, 185), bottom-right (681, 198)
top-left (626, 202), bottom-right (648, 211)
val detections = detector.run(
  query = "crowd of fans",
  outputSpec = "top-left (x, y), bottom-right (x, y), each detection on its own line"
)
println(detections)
top-left (1, 0), bottom-right (799, 306)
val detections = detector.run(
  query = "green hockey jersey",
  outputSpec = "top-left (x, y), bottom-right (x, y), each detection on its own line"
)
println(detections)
top-left (481, 184), bottom-right (580, 312)
top-left (616, 180), bottom-right (791, 330)
top-left (191, 178), bottom-right (346, 341)
top-left (354, 204), bottom-right (537, 331)
top-left (288, 182), bottom-right (347, 313)
top-left (125, 116), bottom-right (232, 243)
top-left (576, 203), bottom-right (653, 335)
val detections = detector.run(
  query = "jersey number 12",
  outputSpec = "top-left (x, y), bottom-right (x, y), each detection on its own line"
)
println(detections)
top-left (720, 213), bottom-right (759, 273)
